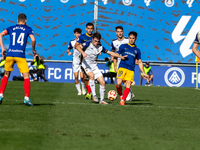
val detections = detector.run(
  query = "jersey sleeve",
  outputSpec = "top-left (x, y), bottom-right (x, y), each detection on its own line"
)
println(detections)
top-left (82, 41), bottom-right (90, 49)
top-left (5, 26), bottom-right (11, 35)
top-left (117, 44), bottom-right (123, 54)
top-left (67, 41), bottom-right (73, 50)
top-left (194, 32), bottom-right (200, 44)
top-left (77, 35), bottom-right (84, 44)
top-left (102, 46), bottom-right (108, 53)
top-left (28, 27), bottom-right (34, 36)
top-left (136, 49), bottom-right (141, 60)
top-left (111, 41), bottom-right (115, 52)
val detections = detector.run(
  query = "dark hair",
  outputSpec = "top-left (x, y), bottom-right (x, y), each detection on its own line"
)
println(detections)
top-left (115, 26), bottom-right (123, 31)
top-left (18, 13), bottom-right (27, 22)
top-left (86, 22), bottom-right (94, 28)
top-left (74, 28), bottom-right (82, 34)
top-left (93, 32), bottom-right (101, 40)
top-left (128, 31), bottom-right (138, 38)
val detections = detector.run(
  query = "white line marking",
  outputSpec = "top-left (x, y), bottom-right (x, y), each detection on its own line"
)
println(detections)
top-left (3, 100), bottom-right (199, 110)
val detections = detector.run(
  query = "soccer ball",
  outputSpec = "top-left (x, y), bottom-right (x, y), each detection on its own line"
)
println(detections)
top-left (107, 90), bottom-right (118, 101)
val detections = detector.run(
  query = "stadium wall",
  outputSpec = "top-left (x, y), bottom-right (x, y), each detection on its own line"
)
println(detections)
top-left (0, 0), bottom-right (200, 63)
top-left (9, 61), bottom-right (200, 87)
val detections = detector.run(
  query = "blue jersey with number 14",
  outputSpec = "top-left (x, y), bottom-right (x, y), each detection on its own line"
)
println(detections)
top-left (6, 24), bottom-right (34, 58)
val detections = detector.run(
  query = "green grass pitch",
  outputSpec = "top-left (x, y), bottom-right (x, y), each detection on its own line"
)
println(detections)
top-left (0, 81), bottom-right (200, 150)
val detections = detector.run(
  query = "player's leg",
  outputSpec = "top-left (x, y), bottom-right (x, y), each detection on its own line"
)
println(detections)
top-left (0, 71), bottom-right (11, 104)
top-left (80, 71), bottom-right (86, 95)
top-left (16, 58), bottom-right (33, 106)
top-left (81, 65), bottom-right (92, 99)
top-left (87, 71), bottom-right (97, 102)
top-left (120, 70), bottom-right (134, 105)
top-left (116, 68), bottom-right (125, 99)
top-left (96, 76), bottom-right (108, 104)
top-left (0, 57), bottom-right (14, 104)
top-left (74, 71), bottom-right (81, 95)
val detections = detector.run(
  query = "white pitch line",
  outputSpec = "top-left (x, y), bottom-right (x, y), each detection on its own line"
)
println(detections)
top-left (3, 100), bottom-right (200, 110)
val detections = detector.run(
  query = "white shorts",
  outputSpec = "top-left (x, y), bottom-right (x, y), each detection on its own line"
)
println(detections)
top-left (82, 63), bottom-right (102, 80)
top-left (72, 62), bottom-right (81, 73)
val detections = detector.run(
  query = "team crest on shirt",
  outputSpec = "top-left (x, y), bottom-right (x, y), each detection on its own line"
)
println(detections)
top-left (134, 50), bottom-right (137, 54)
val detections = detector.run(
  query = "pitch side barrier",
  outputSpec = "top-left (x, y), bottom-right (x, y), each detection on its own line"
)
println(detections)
top-left (7, 59), bottom-right (199, 87)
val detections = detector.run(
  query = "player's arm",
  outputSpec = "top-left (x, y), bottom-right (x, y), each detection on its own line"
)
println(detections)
top-left (29, 34), bottom-right (37, 55)
top-left (76, 43), bottom-right (87, 58)
top-left (138, 59), bottom-right (149, 78)
top-left (0, 30), bottom-right (8, 59)
top-left (67, 41), bottom-right (73, 56)
top-left (192, 42), bottom-right (200, 59)
top-left (107, 51), bottom-right (127, 60)
top-left (111, 42), bottom-right (118, 72)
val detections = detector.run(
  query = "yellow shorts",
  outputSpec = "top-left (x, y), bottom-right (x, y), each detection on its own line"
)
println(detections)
top-left (5, 57), bottom-right (29, 73)
top-left (117, 67), bottom-right (134, 82)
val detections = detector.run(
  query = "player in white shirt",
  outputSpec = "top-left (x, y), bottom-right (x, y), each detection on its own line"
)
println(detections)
top-left (67, 28), bottom-right (86, 95)
top-left (76, 32), bottom-right (127, 104)
top-left (111, 26), bottom-right (135, 101)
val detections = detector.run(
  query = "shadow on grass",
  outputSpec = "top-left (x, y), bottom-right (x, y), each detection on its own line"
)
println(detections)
top-left (33, 103), bottom-right (56, 106)
top-left (126, 99), bottom-right (153, 105)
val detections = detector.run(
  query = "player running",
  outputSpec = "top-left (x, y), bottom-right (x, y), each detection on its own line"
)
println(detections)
top-left (111, 26), bottom-right (134, 101)
top-left (75, 22), bottom-right (94, 99)
top-left (76, 32), bottom-right (127, 104)
top-left (115, 31), bottom-right (148, 105)
top-left (0, 13), bottom-right (36, 106)
top-left (67, 28), bottom-right (86, 95)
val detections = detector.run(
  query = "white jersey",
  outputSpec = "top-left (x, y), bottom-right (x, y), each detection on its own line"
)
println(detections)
top-left (82, 41), bottom-right (107, 68)
top-left (68, 38), bottom-right (81, 64)
top-left (111, 37), bottom-right (129, 64)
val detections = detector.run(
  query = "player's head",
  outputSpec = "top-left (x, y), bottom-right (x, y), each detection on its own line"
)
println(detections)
top-left (128, 31), bottom-right (137, 45)
top-left (92, 32), bottom-right (101, 47)
top-left (86, 22), bottom-right (94, 35)
top-left (115, 26), bottom-right (124, 39)
top-left (74, 28), bottom-right (82, 39)
top-left (145, 62), bottom-right (149, 67)
top-left (17, 13), bottom-right (27, 24)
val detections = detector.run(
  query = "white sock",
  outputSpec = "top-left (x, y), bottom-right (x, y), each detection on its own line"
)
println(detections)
top-left (89, 80), bottom-right (96, 96)
top-left (75, 83), bottom-right (81, 93)
top-left (24, 96), bottom-right (29, 100)
top-left (0, 93), bottom-right (3, 97)
top-left (81, 81), bottom-right (85, 88)
top-left (100, 85), bottom-right (105, 101)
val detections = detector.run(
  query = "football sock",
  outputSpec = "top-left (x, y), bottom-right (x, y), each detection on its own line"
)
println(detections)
top-left (0, 76), bottom-right (8, 94)
top-left (24, 78), bottom-right (30, 97)
top-left (85, 85), bottom-right (91, 94)
top-left (122, 88), bottom-right (130, 100)
top-left (81, 81), bottom-right (85, 88)
top-left (116, 85), bottom-right (122, 96)
top-left (75, 83), bottom-right (81, 93)
top-left (123, 83), bottom-right (133, 95)
top-left (100, 85), bottom-right (105, 101)
top-left (89, 80), bottom-right (96, 96)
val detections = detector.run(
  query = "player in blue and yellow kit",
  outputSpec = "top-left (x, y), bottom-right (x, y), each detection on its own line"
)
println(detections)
top-left (75, 22), bottom-right (94, 99)
top-left (0, 13), bottom-right (37, 106)
top-left (116, 31), bottom-right (148, 105)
